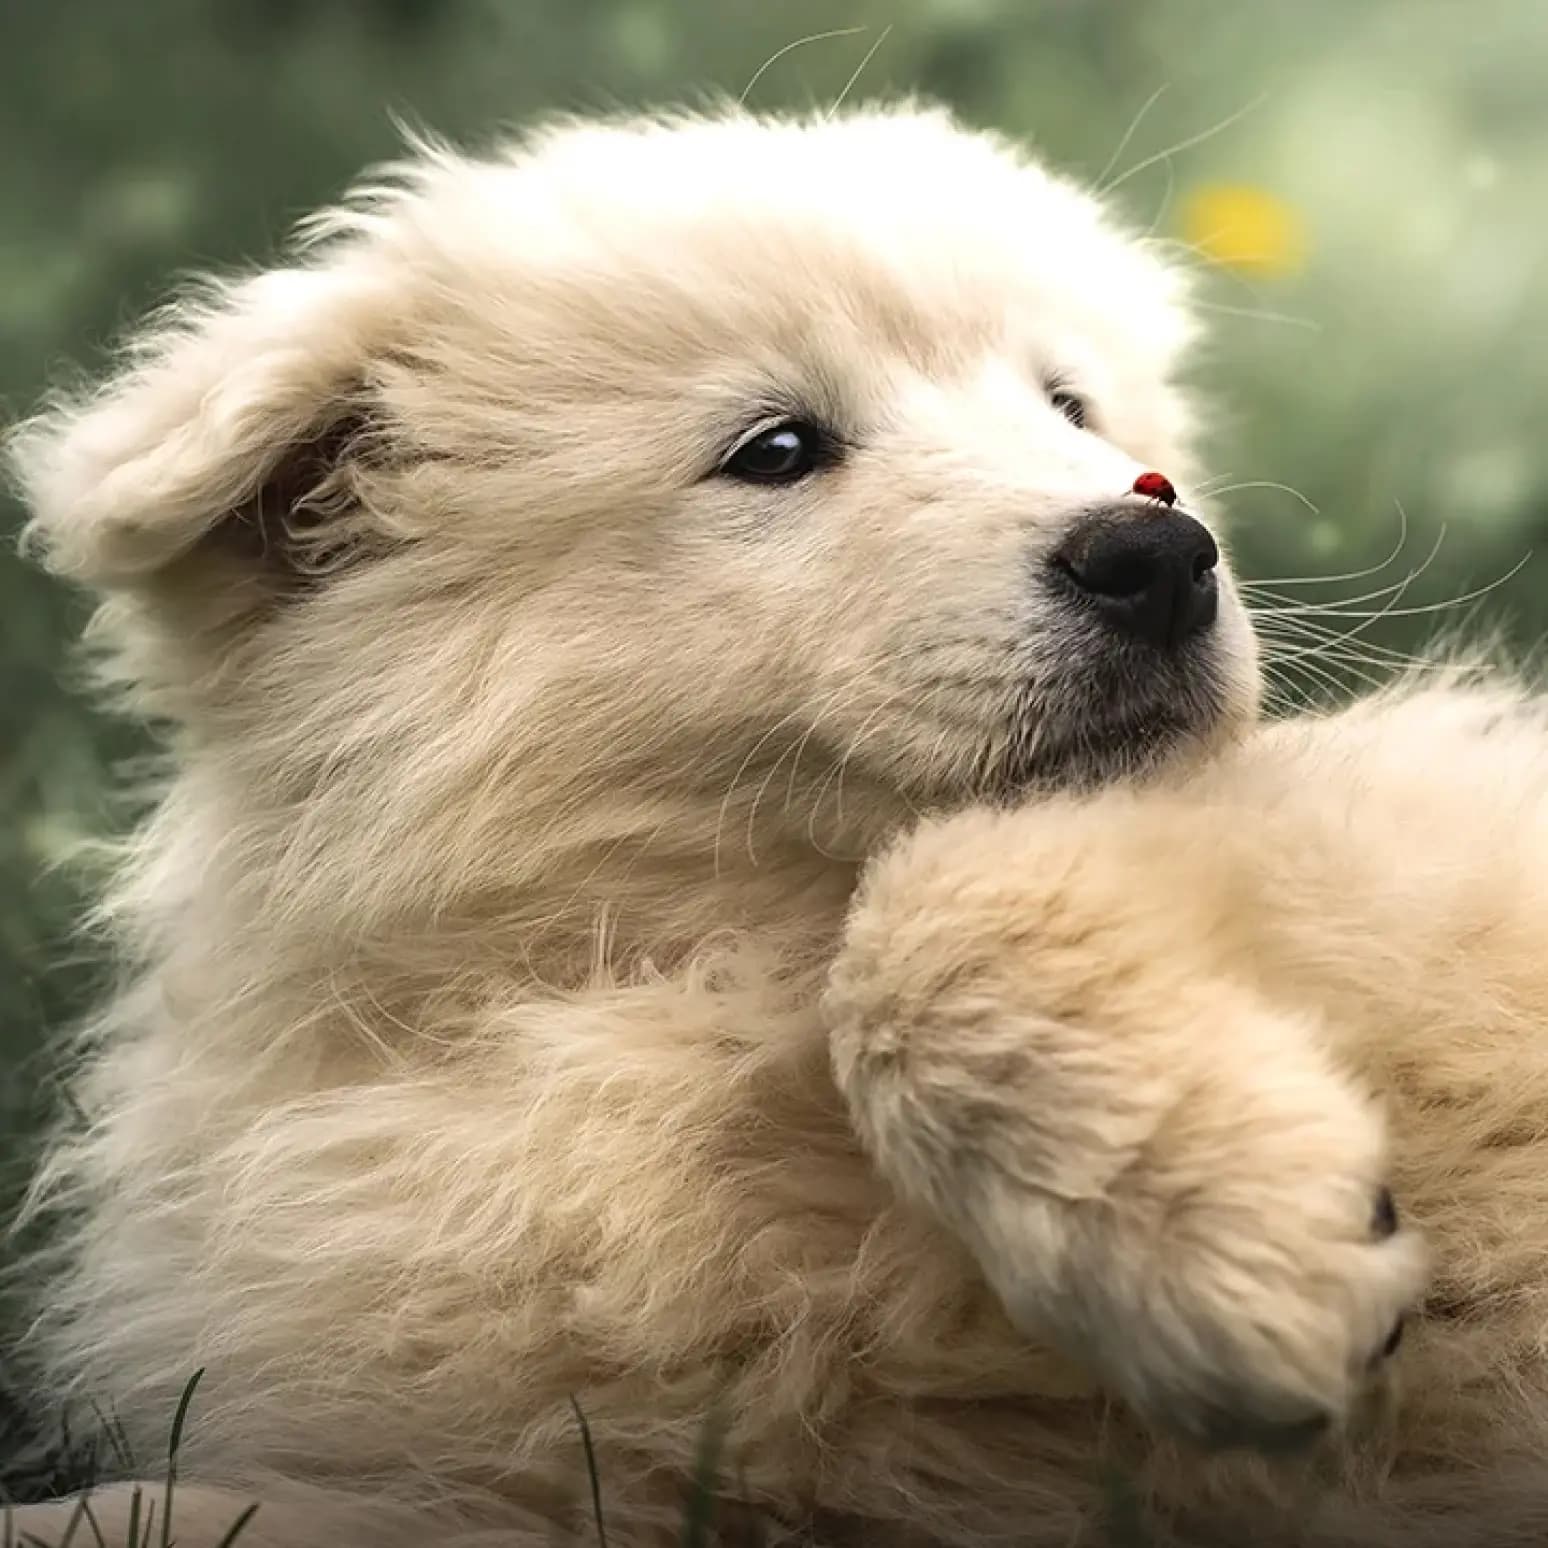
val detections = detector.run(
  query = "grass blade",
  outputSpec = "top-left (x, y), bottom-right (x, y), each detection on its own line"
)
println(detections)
top-left (74, 1498), bottom-right (107, 1548)
top-left (124, 1486), bottom-right (143, 1548)
top-left (733, 1465), bottom-right (766, 1548)
top-left (567, 1396), bottom-right (608, 1548)
top-left (678, 1405), bottom-right (727, 1548)
top-left (161, 1370), bottom-right (204, 1548)
top-left (87, 1402), bottom-right (135, 1476)
top-left (211, 1502), bottom-right (261, 1548)
top-left (56, 1494), bottom-right (87, 1548)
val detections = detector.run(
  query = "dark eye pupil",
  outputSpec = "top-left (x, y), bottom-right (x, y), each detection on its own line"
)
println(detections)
top-left (725, 421), bottom-right (822, 483)
top-left (1051, 390), bottom-right (1087, 430)
top-left (749, 428), bottom-right (804, 473)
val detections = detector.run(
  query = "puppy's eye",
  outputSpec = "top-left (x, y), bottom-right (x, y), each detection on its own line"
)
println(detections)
top-left (1049, 388), bottom-right (1089, 430)
top-left (722, 420), bottom-right (828, 485)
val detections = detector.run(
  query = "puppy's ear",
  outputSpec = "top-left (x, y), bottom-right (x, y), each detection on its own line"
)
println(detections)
top-left (10, 258), bottom-right (403, 591)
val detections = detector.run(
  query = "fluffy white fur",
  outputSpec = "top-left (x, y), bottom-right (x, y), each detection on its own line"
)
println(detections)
top-left (7, 105), bottom-right (1548, 1546)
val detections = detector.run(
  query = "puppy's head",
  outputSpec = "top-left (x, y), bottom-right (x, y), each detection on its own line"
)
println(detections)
top-left (13, 107), bottom-right (1259, 901)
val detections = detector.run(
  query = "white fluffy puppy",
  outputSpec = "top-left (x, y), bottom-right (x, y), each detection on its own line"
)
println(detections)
top-left (8, 105), bottom-right (1547, 1547)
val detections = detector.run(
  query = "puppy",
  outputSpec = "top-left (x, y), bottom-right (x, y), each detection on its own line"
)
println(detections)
top-left (8, 104), bottom-right (1546, 1547)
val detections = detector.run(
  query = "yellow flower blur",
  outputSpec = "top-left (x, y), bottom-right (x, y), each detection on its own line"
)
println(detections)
top-left (1180, 182), bottom-right (1308, 276)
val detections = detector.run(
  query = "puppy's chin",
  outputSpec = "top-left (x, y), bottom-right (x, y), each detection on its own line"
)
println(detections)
top-left (989, 655), bottom-right (1254, 798)
top-left (992, 704), bottom-right (1216, 797)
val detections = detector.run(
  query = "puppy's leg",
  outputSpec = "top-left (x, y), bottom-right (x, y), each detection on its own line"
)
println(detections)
top-left (825, 798), bottom-right (1425, 1449)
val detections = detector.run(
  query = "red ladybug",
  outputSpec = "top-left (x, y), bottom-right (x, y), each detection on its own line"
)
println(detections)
top-left (1131, 470), bottom-right (1177, 507)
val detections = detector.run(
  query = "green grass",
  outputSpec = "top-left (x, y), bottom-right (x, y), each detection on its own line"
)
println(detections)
top-left (1, 1371), bottom-right (260, 1548)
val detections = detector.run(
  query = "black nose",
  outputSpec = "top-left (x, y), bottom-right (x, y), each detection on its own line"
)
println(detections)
top-left (1050, 506), bottom-right (1220, 648)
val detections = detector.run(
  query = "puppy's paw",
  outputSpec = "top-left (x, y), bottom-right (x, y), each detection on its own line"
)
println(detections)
top-left (971, 1068), bottom-right (1426, 1450)
top-left (826, 807), bottom-right (1426, 1451)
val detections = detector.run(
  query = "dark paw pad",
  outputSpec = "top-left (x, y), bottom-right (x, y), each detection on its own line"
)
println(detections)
top-left (1367, 1313), bottom-right (1407, 1371)
top-left (1371, 1186), bottom-right (1399, 1240)
top-left (1381, 1315), bottom-right (1406, 1359)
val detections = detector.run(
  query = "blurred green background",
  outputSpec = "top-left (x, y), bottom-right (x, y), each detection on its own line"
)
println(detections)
top-left (3, 0), bottom-right (1548, 1208)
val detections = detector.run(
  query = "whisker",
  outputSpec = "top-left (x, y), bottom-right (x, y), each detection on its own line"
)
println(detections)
top-left (1258, 647), bottom-right (1307, 696)
top-left (1142, 235), bottom-right (1305, 318)
top-left (1141, 151), bottom-right (1178, 242)
top-left (817, 685), bottom-right (916, 832)
top-left (826, 25), bottom-right (892, 120)
top-left (1246, 542), bottom-right (1457, 675)
top-left (1252, 620), bottom-right (1443, 675)
top-left (746, 722), bottom-right (825, 865)
top-left (1093, 83), bottom-right (1170, 190)
top-left (1241, 502), bottom-right (1413, 588)
top-left (738, 27), bottom-right (866, 107)
top-left (1272, 552), bottom-right (1529, 624)
top-left (771, 672), bottom-right (931, 841)
top-left (1250, 579), bottom-right (1428, 611)
top-left (1097, 94), bottom-right (1268, 198)
top-left (1193, 300), bottom-right (1321, 332)
top-left (1252, 604), bottom-right (1412, 647)
top-left (1244, 523), bottom-right (1445, 610)
top-left (1194, 470), bottom-right (1237, 493)
top-left (781, 713), bottom-right (835, 819)
top-left (804, 685), bottom-right (922, 858)
top-left (1257, 658), bottom-right (1303, 702)
top-left (1204, 480), bottom-right (1320, 515)
top-left (712, 674), bottom-right (868, 875)
top-left (1292, 650), bottom-right (1388, 695)
top-left (714, 707), bottom-right (806, 878)
top-left (1262, 652), bottom-right (1354, 706)
top-left (1263, 669), bottom-right (1330, 709)
top-left (1255, 585), bottom-right (1423, 665)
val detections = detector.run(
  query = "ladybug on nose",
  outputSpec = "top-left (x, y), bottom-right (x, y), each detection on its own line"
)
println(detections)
top-left (1131, 470), bottom-right (1177, 508)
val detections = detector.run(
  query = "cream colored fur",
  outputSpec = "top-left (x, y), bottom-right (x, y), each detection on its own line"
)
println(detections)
top-left (7, 105), bottom-right (1547, 1546)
